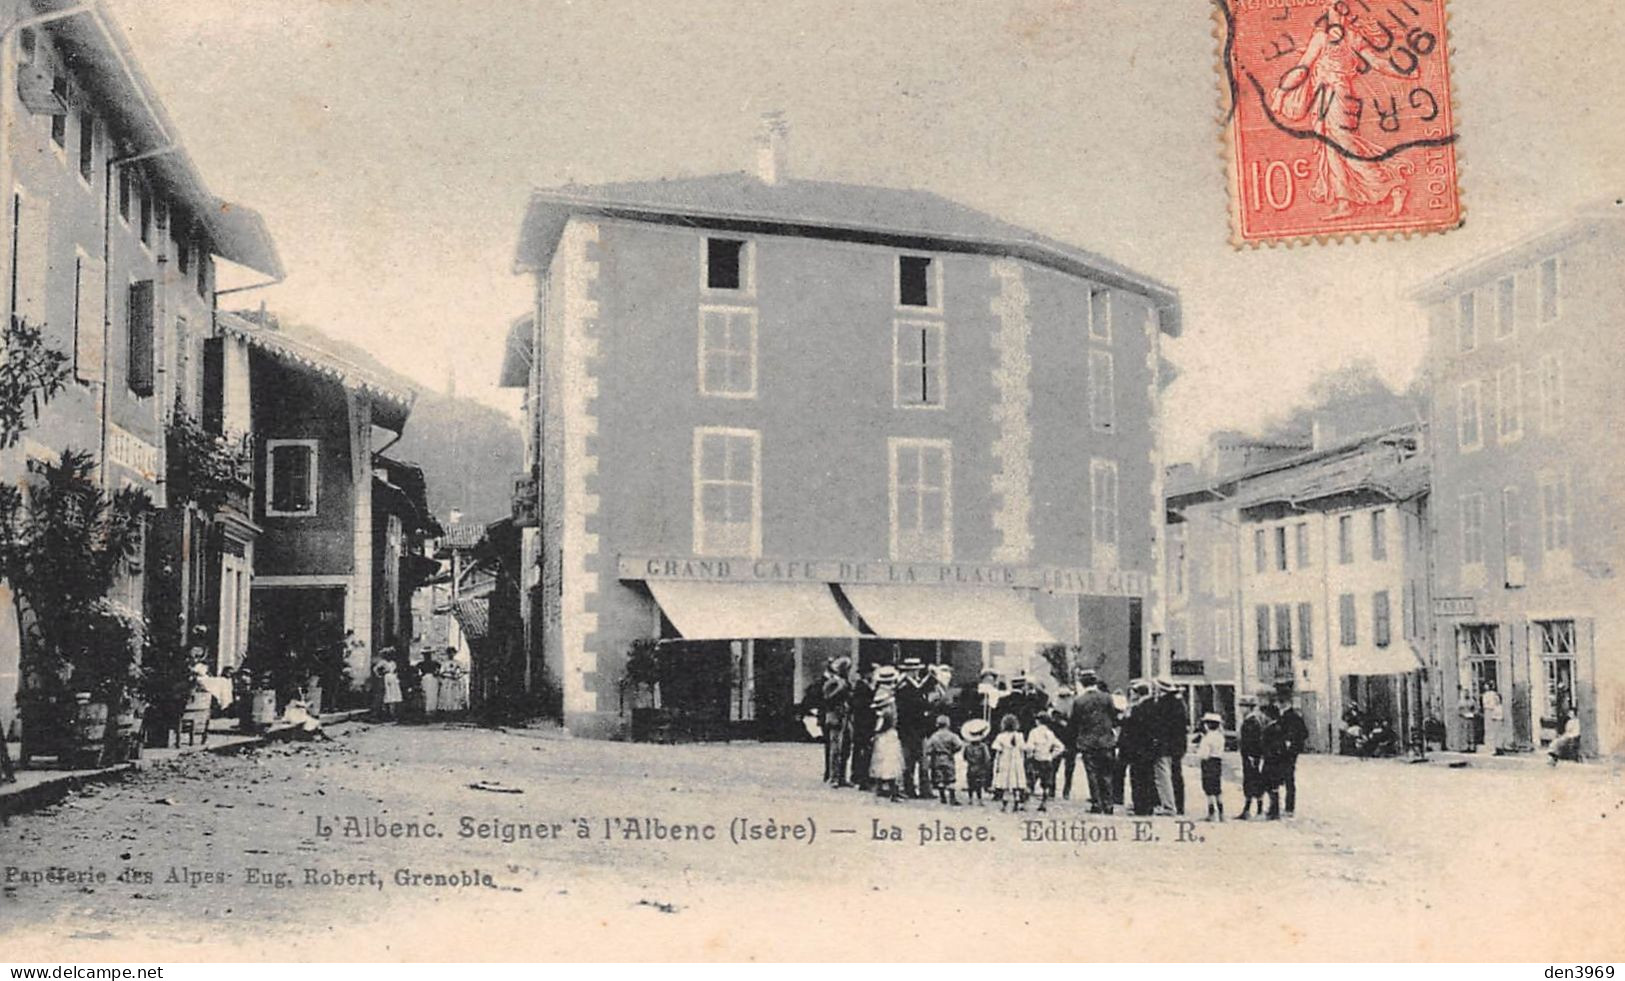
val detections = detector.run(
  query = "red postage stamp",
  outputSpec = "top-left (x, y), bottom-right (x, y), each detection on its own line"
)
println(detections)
top-left (1218, 0), bottom-right (1462, 245)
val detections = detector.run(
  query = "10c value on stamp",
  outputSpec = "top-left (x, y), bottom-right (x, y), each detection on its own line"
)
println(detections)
top-left (1218, 0), bottom-right (1462, 244)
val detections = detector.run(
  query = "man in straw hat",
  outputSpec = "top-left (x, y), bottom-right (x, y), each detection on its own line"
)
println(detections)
top-left (895, 657), bottom-right (934, 798)
top-left (848, 662), bottom-right (879, 791)
top-left (1154, 678), bottom-right (1190, 815)
top-left (820, 657), bottom-right (854, 788)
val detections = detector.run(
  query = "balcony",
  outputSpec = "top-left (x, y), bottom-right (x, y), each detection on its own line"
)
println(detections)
top-left (512, 468), bottom-right (539, 528)
top-left (1256, 648), bottom-right (1294, 685)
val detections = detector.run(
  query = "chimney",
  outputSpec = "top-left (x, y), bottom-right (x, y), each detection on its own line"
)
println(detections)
top-left (755, 111), bottom-right (789, 185)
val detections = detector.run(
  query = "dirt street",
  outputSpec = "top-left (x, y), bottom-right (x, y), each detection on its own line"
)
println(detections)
top-left (2, 722), bottom-right (1621, 961)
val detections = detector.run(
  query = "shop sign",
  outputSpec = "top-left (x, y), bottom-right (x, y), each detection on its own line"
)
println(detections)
top-left (1170, 659), bottom-right (1205, 677)
top-left (618, 554), bottom-right (1148, 598)
top-left (1433, 596), bottom-right (1476, 617)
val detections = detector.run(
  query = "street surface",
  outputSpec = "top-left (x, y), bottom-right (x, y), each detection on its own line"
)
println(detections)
top-left (2, 722), bottom-right (1621, 961)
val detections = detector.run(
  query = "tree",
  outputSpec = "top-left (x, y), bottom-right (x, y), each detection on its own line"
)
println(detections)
top-left (0, 317), bottom-right (71, 449)
top-left (1260, 358), bottom-right (1422, 446)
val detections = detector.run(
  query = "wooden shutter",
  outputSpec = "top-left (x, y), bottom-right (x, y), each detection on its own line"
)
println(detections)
top-left (127, 279), bottom-right (154, 396)
top-left (73, 254), bottom-right (105, 383)
top-left (13, 192), bottom-right (50, 326)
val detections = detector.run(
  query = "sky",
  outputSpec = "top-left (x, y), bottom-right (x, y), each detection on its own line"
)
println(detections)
top-left (104, 0), bottom-right (1625, 463)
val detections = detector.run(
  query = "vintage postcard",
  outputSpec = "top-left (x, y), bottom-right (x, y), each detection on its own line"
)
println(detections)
top-left (0, 0), bottom-right (1622, 967)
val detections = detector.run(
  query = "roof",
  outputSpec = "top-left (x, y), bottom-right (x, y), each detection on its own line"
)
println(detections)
top-left (1169, 424), bottom-right (1426, 511)
top-left (515, 173), bottom-right (1181, 336)
top-left (1407, 204), bottom-right (1623, 303)
top-left (450, 598), bottom-right (490, 642)
top-left (218, 311), bottom-right (415, 433)
top-left (498, 313), bottom-right (532, 389)
top-left (374, 457), bottom-right (443, 537)
top-left (36, 1), bottom-right (282, 278)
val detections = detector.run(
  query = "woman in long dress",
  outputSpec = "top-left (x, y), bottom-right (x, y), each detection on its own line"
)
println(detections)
top-left (990, 713), bottom-right (1028, 812)
top-left (869, 690), bottom-right (904, 802)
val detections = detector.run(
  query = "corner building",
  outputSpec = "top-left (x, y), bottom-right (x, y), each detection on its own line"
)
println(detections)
top-left (508, 169), bottom-right (1180, 739)
top-left (1412, 209), bottom-right (1625, 758)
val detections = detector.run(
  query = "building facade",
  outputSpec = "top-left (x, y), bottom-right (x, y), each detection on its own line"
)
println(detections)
top-left (503, 143), bottom-right (1180, 738)
top-left (1412, 210), bottom-right (1623, 758)
top-left (1167, 426), bottom-right (1431, 752)
top-left (0, 0), bottom-right (279, 736)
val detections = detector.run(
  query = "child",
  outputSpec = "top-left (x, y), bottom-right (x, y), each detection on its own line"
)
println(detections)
top-left (1024, 710), bottom-right (1065, 812)
top-left (1197, 711), bottom-right (1226, 821)
top-left (959, 719), bottom-right (992, 805)
top-left (991, 713), bottom-right (1028, 812)
top-left (869, 689), bottom-right (904, 802)
top-left (924, 714), bottom-right (965, 805)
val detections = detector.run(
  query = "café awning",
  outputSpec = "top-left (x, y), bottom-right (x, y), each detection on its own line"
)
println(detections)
top-left (1335, 643), bottom-right (1426, 676)
top-left (841, 585), bottom-right (1057, 644)
top-left (647, 581), bottom-right (858, 640)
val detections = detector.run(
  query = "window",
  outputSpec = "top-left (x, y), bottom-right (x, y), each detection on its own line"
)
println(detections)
top-left (126, 280), bottom-right (155, 397)
top-left (1338, 514), bottom-right (1355, 564)
top-left (1370, 509), bottom-right (1388, 561)
top-left (1274, 525), bottom-right (1288, 572)
top-left (1373, 591), bottom-right (1392, 648)
top-left (1537, 620), bottom-right (1577, 657)
top-left (1296, 602), bottom-right (1313, 660)
top-left (1502, 487), bottom-right (1523, 562)
top-left (1538, 256), bottom-right (1559, 324)
top-left (50, 74), bottom-right (67, 148)
top-left (1338, 593), bottom-right (1357, 647)
top-left (1088, 288), bottom-right (1111, 342)
top-left (1213, 539), bottom-right (1234, 594)
top-left (1253, 528), bottom-right (1267, 574)
top-left (694, 428), bottom-right (761, 557)
top-left (1457, 380), bottom-right (1482, 451)
top-left (893, 319), bottom-right (945, 408)
top-left (18, 28), bottom-right (35, 65)
top-left (1539, 471), bottom-right (1570, 554)
top-left (698, 306), bottom-right (757, 398)
top-left (77, 108), bottom-right (94, 183)
top-left (1214, 615), bottom-right (1233, 662)
top-left (1274, 603), bottom-right (1292, 654)
top-left (890, 438), bottom-right (952, 562)
top-left (1496, 365), bottom-right (1522, 442)
top-left (1088, 350), bottom-right (1115, 432)
top-left (177, 236), bottom-right (190, 276)
top-left (1456, 291), bottom-right (1476, 352)
top-left (72, 250), bottom-right (104, 384)
top-left (897, 255), bottom-right (937, 310)
top-left (266, 440), bottom-right (319, 516)
top-left (1462, 623), bottom-right (1499, 660)
top-left (1089, 458), bottom-right (1119, 556)
top-left (1494, 276), bottom-right (1516, 338)
top-left (117, 169), bottom-right (131, 223)
top-left (1538, 355), bottom-right (1562, 432)
top-left (195, 245), bottom-right (209, 298)
top-left (174, 316), bottom-right (191, 414)
top-left (139, 185), bottom-right (152, 247)
top-left (703, 237), bottom-right (749, 292)
top-left (1295, 522), bottom-right (1310, 568)
top-left (1255, 604), bottom-right (1271, 653)
top-left (1461, 493), bottom-right (1485, 566)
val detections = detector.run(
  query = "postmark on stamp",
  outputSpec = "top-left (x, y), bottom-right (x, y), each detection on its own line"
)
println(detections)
top-left (1217, 0), bottom-right (1462, 245)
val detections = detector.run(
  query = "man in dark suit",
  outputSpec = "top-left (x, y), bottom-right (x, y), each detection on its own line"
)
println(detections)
top-left (848, 664), bottom-right (877, 790)
top-left (820, 657), bottom-right (854, 787)
top-left (1068, 670), bottom-right (1120, 814)
top-left (1275, 684), bottom-right (1310, 815)
top-left (895, 658), bottom-right (933, 798)
top-left (1155, 680), bottom-right (1190, 815)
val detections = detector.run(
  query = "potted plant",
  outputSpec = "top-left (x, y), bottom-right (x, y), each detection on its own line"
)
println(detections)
top-left (0, 451), bottom-right (151, 769)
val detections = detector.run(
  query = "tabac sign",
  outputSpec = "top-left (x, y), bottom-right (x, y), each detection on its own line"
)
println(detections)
top-left (618, 555), bottom-right (1148, 598)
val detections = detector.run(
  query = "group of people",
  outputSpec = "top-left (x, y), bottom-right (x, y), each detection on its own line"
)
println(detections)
top-left (811, 657), bottom-right (1310, 821)
top-left (371, 649), bottom-right (469, 720)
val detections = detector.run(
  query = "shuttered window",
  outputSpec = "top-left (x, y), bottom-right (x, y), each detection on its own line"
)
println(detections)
top-left (73, 252), bottom-right (105, 383)
top-left (127, 280), bottom-right (155, 396)
top-left (267, 440), bottom-right (318, 516)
